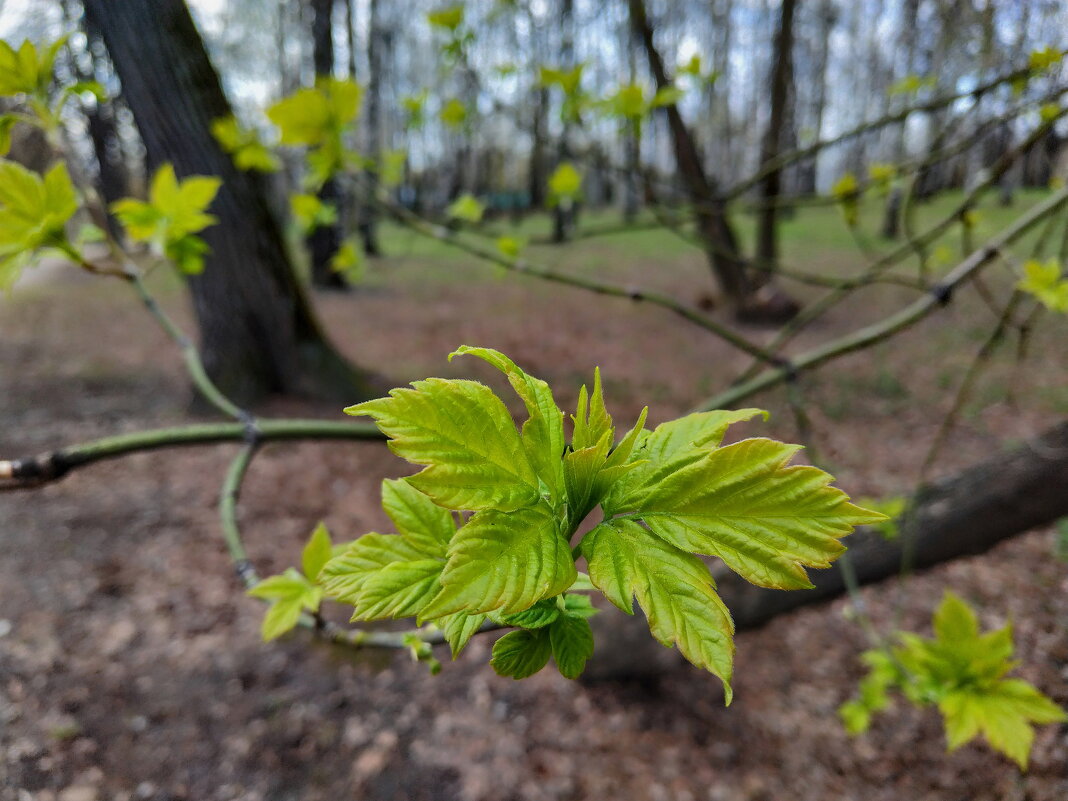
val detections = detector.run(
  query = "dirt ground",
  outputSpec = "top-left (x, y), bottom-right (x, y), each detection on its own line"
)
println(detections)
top-left (2, 242), bottom-right (1067, 800)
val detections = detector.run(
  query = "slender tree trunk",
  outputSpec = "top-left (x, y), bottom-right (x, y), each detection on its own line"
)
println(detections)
top-left (308, 0), bottom-right (347, 289)
top-left (529, 84), bottom-right (549, 210)
top-left (755, 0), bottom-right (797, 270)
top-left (83, 0), bottom-right (378, 404)
top-left (358, 0), bottom-right (383, 256)
top-left (551, 0), bottom-right (576, 243)
top-left (627, 0), bottom-right (798, 324)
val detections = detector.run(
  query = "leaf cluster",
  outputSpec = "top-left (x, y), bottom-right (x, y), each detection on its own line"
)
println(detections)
top-left (840, 592), bottom-right (1066, 769)
top-left (265, 347), bottom-right (884, 693)
top-left (111, 164), bottom-right (221, 275)
top-left (0, 160), bottom-right (79, 289)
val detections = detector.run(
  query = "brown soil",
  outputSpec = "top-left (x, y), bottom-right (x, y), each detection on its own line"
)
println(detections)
top-left (2, 251), bottom-right (1066, 800)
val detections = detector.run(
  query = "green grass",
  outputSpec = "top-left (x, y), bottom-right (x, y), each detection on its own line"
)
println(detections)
top-left (371, 187), bottom-right (1060, 290)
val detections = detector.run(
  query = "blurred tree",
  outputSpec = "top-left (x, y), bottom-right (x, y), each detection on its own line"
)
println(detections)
top-left (82, 0), bottom-right (377, 403)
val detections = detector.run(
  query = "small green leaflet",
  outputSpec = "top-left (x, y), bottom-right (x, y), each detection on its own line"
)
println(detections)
top-left (580, 518), bottom-right (735, 701)
top-left (211, 116), bottom-right (280, 172)
top-left (420, 505), bottom-right (576, 618)
top-left (427, 5), bottom-right (464, 31)
top-left (439, 98), bottom-right (468, 129)
top-left (381, 477), bottom-right (454, 558)
top-left (549, 613), bottom-right (594, 679)
top-left (841, 592), bottom-right (1067, 769)
top-left (446, 192), bottom-right (483, 223)
top-left (0, 160), bottom-right (78, 289)
top-left (0, 38), bottom-right (66, 97)
top-left (1017, 258), bottom-right (1068, 313)
top-left (346, 377), bottom-right (540, 511)
top-left (490, 607), bottom-right (594, 680)
top-left (449, 345), bottom-right (565, 497)
top-left (491, 628), bottom-right (552, 679)
top-left (290, 193), bottom-right (337, 235)
top-left (267, 78), bottom-right (361, 147)
top-left (247, 568), bottom-right (322, 641)
top-left (111, 163), bottom-right (221, 274)
top-left (548, 162), bottom-right (582, 205)
top-left (301, 521), bottom-right (334, 581)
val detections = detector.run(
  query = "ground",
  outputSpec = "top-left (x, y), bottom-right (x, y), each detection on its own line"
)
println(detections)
top-left (2, 195), bottom-right (1067, 800)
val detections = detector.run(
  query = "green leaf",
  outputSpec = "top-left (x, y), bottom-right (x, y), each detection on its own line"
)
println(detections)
top-left (940, 680), bottom-right (1067, 769)
top-left (0, 160), bottom-right (79, 287)
top-left (1029, 46), bottom-right (1063, 72)
top-left (421, 505), bottom-right (576, 618)
top-left (490, 628), bottom-right (552, 679)
top-left (346, 377), bottom-right (540, 512)
top-left (549, 613), bottom-right (594, 679)
top-left (350, 559), bottom-right (443, 621)
top-left (562, 592), bottom-right (598, 618)
top-left (605, 408), bottom-right (768, 509)
top-left (381, 477), bottom-right (453, 558)
top-left (211, 116), bottom-right (280, 172)
top-left (548, 162), bottom-right (582, 205)
top-left (439, 98), bottom-right (468, 129)
top-left (607, 83), bottom-right (647, 119)
top-left (580, 518), bottom-right (735, 699)
top-left (933, 591), bottom-right (980, 643)
top-left (615, 437), bottom-right (884, 590)
top-left (1017, 258), bottom-right (1068, 313)
top-left (378, 148), bottom-right (407, 188)
top-left (247, 567), bottom-right (322, 641)
top-left (290, 193), bottom-right (337, 234)
top-left (302, 522), bottom-right (334, 581)
top-left (329, 237), bottom-right (364, 281)
top-left (446, 193), bottom-right (482, 223)
top-left (449, 345), bottom-right (565, 497)
top-left (650, 85), bottom-right (685, 108)
top-left (259, 597), bottom-right (305, 641)
top-left (436, 611), bottom-right (486, 658)
top-left (0, 114), bottom-right (19, 156)
top-left (319, 533), bottom-right (427, 604)
top-left (427, 5), bottom-right (465, 31)
top-left (571, 367), bottom-right (613, 451)
top-left (496, 235), bottom-right (526, 260)
top-left (267, 79), bottom-right (361, 147)
top-left (496, 599), bottom-right (560, 629)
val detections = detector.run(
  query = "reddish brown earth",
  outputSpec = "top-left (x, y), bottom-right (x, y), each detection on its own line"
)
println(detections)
top-left (2, 247), bottom-right (1066, 800)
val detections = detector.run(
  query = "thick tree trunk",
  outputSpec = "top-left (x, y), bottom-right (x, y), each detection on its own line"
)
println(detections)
top-left (588, 419), bottom-right (1068, 679)
top-left (83, 0), bottom-right (377, 404)
top-left (307, 0), bottom-right (347, 289)
top-left (627, 0), bottom-right (798, 325)
top-left (755, 0), bottom-right (797, 270)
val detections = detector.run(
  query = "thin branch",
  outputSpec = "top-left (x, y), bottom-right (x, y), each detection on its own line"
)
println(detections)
top-left (692, 187), bottom-right (1068, 412)
top-left (0, 419), bottom-right (384, 489)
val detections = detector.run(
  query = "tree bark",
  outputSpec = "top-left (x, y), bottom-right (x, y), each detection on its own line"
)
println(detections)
top-left (83, 0), bottom-right (377, 404)
top-left (358, 0), bottom-right (383, 257)
top-left (626, 0), bottom-right (798, 325)
top-left (755, 0), bottom-right (797, 270)
top-left (588, 418), bottom-right (1068, 679)
top-left (307, 0), bottom-right (348, 289)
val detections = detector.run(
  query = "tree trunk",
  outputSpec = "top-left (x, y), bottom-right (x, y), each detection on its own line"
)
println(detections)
top-left (307, 0), bottom-right (348, 289)
top-left (588, 419), bottom-right (1068, 679)
top-left (83, 0), bottom-right (378, 404)
top-left (755, 0), bottom-right (797, 270)
top-left (551, 0), bottom-right (576, 244)
top-left (358, 0), bottom-right (383, 257)
top-left (626, 0), bottom-right (798, 325)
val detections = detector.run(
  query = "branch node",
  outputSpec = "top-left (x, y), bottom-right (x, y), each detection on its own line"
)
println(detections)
top-left (234, 559), bottom-right (256, 586)
top-left (774, 356), bottom-right (799, 383)
top-left (930, 282), bottom-right (954, 306)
